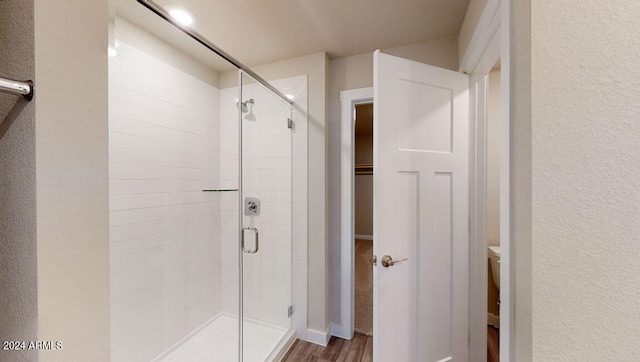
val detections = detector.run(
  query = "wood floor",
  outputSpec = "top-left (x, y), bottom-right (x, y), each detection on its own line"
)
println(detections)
top-left (282, 326), bottom-right (498, 361)
top-left (282, 334), bottom-right (372, 362)
top-left (487, 325), bottom-right (500, 362)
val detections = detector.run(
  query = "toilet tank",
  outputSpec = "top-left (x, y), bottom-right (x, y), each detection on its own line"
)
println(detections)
top-left (488, 246), bottom-right (500, 290)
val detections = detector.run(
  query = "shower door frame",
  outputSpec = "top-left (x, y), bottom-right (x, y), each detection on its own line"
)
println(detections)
top-left (237, 69), bottom-right (245, 362)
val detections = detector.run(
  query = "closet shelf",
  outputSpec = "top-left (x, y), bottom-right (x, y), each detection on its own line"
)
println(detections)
top-left (355, 164), bottom-right (373, 175)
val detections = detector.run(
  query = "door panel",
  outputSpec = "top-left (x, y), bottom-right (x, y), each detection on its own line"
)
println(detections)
top-left (373, 51), bottom-right (469, 362)
top-left (396, 80), bottom-right (453, 153)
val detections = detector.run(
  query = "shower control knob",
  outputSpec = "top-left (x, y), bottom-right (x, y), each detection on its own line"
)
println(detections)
top-left (244, 197), bottom-right (260, 215)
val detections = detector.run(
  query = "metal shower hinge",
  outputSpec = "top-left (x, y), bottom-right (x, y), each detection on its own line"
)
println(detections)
top-left (287, 118), bottom-right (293, 129)
top-left (288, 305), bottom-right (293, 317)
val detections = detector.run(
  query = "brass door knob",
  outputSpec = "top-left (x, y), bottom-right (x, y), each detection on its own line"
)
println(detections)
top-left (380, 255), bottom-right (408, 267)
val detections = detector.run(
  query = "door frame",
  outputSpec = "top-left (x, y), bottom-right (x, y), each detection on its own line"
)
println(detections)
top-left (461, 0), bottom-right (513, 360)
top-left (333, 87), bottom-right (373, 339)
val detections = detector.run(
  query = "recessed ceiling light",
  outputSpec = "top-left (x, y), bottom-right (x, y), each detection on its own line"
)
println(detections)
top-left (164, 4), bottom-right (195, 27)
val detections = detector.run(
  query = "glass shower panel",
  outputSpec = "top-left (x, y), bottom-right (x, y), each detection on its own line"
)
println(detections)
top-left (239, 71), bottom-right (293, 361)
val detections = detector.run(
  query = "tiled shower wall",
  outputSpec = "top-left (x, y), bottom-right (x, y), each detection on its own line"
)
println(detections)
top-left (108, 41), bottom-right (221, 361)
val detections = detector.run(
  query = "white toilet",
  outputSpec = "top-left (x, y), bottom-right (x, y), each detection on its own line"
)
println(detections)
top-left (488, 246), bottom-right (501, 290)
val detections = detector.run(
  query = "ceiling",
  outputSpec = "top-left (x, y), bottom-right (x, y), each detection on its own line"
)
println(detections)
top-left (113, 0), bottom-right (470, 72)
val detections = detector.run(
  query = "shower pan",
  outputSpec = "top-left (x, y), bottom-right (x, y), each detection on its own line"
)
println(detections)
top-left (108, 1), bottom-right (299, 361)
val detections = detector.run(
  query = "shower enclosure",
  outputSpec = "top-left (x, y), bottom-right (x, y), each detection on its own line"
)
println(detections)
top-left (108, 1), bottom-right (301, 360)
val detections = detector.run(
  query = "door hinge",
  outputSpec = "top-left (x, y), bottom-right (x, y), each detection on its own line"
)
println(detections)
top-left (372, 254), bottom-right (377, 267)
top-left (287, 118), bottom-right (293, 129)
top-left (288, 305), bottom-right (293, 318)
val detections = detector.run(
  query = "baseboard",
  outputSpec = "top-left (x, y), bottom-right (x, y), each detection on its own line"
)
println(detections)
top-left (330, 322), bottom-right (352, 340)
top-left (354, 234), bottom-right (373, 241)
top-left (487, 312), bottom-right (500, 328)
top-left (304, 326), bottom-right (331, 347)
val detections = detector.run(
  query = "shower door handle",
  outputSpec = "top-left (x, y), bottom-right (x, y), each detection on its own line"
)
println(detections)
top-left (242, 227), bottom-right (259, 254)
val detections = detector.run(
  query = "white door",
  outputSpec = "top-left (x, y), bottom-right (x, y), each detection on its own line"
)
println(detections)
top-left (373, 51), bottom-right (469, 361)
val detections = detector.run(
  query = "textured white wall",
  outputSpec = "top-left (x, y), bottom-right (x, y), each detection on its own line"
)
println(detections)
top-left (108, 40), bottom-right (221, 361)
top-left (511, 0), bottom-right (533, 359)
top-left (0, 1), bottom-right (37, 361)
top-left (33, 0), bottom-right (110, 360)
top-left (527, 1), bottom-right (640, 359)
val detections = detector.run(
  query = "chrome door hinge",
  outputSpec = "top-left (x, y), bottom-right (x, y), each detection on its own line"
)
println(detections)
top-left (287, 118), bottom-right (293, 129)
top-left (372, 254), bottom-right (377, 267)
top-left (288, 305), bottom-right (293, 317)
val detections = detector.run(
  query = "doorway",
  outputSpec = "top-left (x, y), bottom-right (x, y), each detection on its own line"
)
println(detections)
top-left (464, 1), bottom-right (511, 357)
top-left (486, 64), bottom-right (502, 362)
top-left (353, 103), bottom-right (374, 336)
top-left (469, 57), bottom-right (505, 362)
top-left (336, 86), bottom-right (373, 340)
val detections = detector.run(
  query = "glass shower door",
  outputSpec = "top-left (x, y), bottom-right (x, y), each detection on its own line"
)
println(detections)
top-left (239, 71), bottom-right (293, 361)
